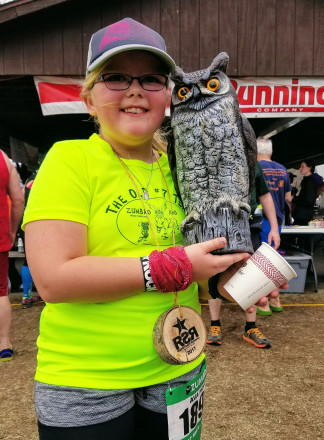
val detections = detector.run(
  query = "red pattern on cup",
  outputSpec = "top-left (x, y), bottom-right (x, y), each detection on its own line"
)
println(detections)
top-left (251, 250), bottom-right (287, 288)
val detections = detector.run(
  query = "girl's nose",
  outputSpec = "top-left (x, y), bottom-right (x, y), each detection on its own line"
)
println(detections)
top-left (126, 78), bottom-right (143, 96)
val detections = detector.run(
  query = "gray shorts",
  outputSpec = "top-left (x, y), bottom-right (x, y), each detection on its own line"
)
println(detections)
top-left (35, 361), bottom-right (205, 428)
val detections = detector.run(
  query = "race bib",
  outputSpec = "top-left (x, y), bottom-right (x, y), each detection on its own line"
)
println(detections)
top-left (166, 362), bottom-right (207, 440)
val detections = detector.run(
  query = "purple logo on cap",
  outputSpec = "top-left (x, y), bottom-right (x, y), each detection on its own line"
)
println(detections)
top-left (99, 19), bottom-right (161, 51)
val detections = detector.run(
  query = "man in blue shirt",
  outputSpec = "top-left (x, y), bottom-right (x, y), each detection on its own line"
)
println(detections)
top-left (257, 137), bottom-right (292, 315)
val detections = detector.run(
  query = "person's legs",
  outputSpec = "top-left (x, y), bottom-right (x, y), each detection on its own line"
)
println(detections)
top-left (268, 289), bottom-right (283, 311)
top-left (8, 258), bottom-right (22, 291)
top-left (258, 220), bottom-right (283, 313)
top-left (0, 252), bottom-right (12, 358)
top-left (21, 265), bottom-right (33, 298)
top-left (245, 308), bottom-right (257, 324)
top-left (21, 264), bottom-right (41, 308)
top-left (38, 402), bottom-right (169, 440)
top-left (206, 274), bottom-right (223, 345)
top-left (38, 407), bottom-right (136, 440)
top-left (208, 298), bottom-right (222, 321)
top-left (134, 361), bottom-right (204, 440)
top-left (257, 290), bottom-right (282, 314)
top-left (134, 405), bottom-right (168, 440)
top-left (243, 309), bottom-right (271, 348)
top-left (0, 296), bottom-right (11, 349)
top-left (206, 298), bottom-right (222, 345)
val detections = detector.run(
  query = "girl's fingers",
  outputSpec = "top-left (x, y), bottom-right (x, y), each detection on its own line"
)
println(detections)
top-left (198, 237), bottom-right (227, 253)
top-left (256, 297), bottom-right (268, 307)
top-left (213, 252), bottom-right (250, 269)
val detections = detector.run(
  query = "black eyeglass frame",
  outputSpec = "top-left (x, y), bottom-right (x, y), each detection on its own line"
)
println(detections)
top-left (94, 73), bottom-right (169, 91)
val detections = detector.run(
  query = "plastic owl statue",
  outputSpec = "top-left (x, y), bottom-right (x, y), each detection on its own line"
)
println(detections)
top-left (168, 52), bottom-right (257, 254)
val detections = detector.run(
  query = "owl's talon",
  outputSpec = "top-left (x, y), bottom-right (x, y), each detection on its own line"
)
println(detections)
top-left (181, 211), bottom-right (202, 233)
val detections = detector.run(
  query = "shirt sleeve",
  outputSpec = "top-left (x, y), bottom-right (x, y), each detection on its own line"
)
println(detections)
top-left (256, 162), bottom-right (270, 198)
top-left (22, 141), bottom-right (91, 229)
top-left (284, 169), bottom-right (292, 193)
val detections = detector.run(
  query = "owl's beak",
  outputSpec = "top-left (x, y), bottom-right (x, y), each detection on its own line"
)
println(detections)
top-left (192, 85), bottom-right (201, 101)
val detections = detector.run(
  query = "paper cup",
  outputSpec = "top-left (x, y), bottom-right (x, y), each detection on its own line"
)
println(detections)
top-left (223, 242), bottom-right (297, 310)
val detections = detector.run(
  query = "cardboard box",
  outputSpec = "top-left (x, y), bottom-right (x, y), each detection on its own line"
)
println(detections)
top-left (279, 251), bottom-right (311, 293)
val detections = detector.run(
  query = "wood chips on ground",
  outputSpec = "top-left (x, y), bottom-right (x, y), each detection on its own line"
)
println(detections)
top-left (1, 291), bottom-right (323, 440)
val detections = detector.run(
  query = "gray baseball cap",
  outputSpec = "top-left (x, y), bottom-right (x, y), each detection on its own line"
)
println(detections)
top-left (86, 17), bottom-right (176, 74)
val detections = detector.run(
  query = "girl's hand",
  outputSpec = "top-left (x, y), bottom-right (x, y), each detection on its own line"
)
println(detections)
top-left (184, 237), bottom-right (250, 282)
top-left (217, 262), bottom-right (289, 313)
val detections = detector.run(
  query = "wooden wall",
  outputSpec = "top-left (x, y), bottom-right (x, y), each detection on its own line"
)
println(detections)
top-left (0, 0), bottom-right (323, 77)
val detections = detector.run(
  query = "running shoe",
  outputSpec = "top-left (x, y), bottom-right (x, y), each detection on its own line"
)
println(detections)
top-left (0, 346), bottom-right (14, 362)
top-left (21, 295), bottom-right (42, 309)
top-left (256, 307), bottom-right (272, 316)
top-left (206, 325), bottom-right (222, 345)
top-left (269, 303), bottom-right (283, 312)
top-left (243, 327), bottom-right (271, 349)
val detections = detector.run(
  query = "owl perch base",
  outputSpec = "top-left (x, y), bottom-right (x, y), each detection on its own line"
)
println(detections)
top-left (181, 207), bottom-right (254, 254)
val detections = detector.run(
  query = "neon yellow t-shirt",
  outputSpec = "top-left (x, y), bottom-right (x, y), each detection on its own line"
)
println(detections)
top-left (23, 134), bottom-right (204, 389)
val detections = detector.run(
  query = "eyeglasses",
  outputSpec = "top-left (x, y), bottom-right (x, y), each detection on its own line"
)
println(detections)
top-left (95, 73), bottom-right (168, 91)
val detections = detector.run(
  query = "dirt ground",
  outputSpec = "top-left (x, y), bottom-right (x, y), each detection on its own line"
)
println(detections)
top-left (1, 259), bottom-right (324, 440)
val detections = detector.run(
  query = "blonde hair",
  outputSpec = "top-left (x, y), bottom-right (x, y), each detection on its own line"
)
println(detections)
top-left (80, 59), bottom-right (168, 154)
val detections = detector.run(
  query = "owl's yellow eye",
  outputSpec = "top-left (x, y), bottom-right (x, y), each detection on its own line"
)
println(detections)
top-left (178, 87), bottom-right (190, 99)
top-left (207, 78), bottom-right (220, 91)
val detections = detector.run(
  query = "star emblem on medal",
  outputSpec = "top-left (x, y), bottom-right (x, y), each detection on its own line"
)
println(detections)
top-left (173, 317), bottom-right (187, 335)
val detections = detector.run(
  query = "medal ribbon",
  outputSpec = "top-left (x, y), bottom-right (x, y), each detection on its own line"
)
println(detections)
top-left (113, 149), bottom-right (188, 316)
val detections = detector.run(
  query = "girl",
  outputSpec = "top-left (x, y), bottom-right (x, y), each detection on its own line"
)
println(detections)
top-left (23, 18), bottom-right (278, 440)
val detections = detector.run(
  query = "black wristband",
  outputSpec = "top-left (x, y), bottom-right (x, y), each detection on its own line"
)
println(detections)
top-left (140, 256), bottom-right (157, 292)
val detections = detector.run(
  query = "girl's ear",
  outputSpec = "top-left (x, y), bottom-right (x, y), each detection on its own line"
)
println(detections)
top-left (83, 95), bottom-right (97, 116)
top-left (165, 86), bottom-right (172, 109)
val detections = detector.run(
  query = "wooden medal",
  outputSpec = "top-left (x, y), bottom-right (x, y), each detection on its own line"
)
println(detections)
top-left (116, 150), bottom-right (205, 364)
top-left (153, 306), bottom-right (207, 365)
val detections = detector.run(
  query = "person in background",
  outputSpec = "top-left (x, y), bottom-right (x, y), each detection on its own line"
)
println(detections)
top-left (22, 18), bottom-right (278, 440)
top-left (207, 161), bottom-right (280, 349)
top-left (292, 159), bottom-right (323, 226)
top-left (21, 173), bottom-right (42, 308)
top-left (257, 137), bottom-right (292, 315)
top-left (0, 149), bottom-right (24, 361)
top-left (284, 172), bottom-right (296, 225)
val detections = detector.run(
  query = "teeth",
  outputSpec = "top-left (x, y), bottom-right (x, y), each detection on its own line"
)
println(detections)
top-left (124, 108), bottom-right (146, 114)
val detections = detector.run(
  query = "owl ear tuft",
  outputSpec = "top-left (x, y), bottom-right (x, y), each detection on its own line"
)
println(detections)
top-left (171, 66), bottom-right (186, 84)
top-left (210, 52), bottom-right (229, 74)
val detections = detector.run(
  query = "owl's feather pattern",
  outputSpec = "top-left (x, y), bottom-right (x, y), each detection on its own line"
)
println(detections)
top-left (168, 53), bottom-right (257, 253)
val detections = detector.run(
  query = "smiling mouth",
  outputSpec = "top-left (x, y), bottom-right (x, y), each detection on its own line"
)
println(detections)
top-left (122, 107), bottom-right (148, 114)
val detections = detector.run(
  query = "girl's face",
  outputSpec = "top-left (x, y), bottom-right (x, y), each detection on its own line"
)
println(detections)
top-left (84, 51), bottom-right (169, 156)
top-left (299, 162), bottom-right (312, 176)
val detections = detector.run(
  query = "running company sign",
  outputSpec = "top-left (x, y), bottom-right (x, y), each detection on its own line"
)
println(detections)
top-left (34, 76), bottom-right (324, 118)
top-left (231, 77), bottom-right (324, 117)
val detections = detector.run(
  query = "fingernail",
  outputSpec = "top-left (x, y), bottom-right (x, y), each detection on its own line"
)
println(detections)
top-left (220, 237), bottom-right (226, 246)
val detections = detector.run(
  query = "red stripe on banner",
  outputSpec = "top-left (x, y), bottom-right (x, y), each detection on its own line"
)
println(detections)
top-left (38, 82), bottom-right (82, 104)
